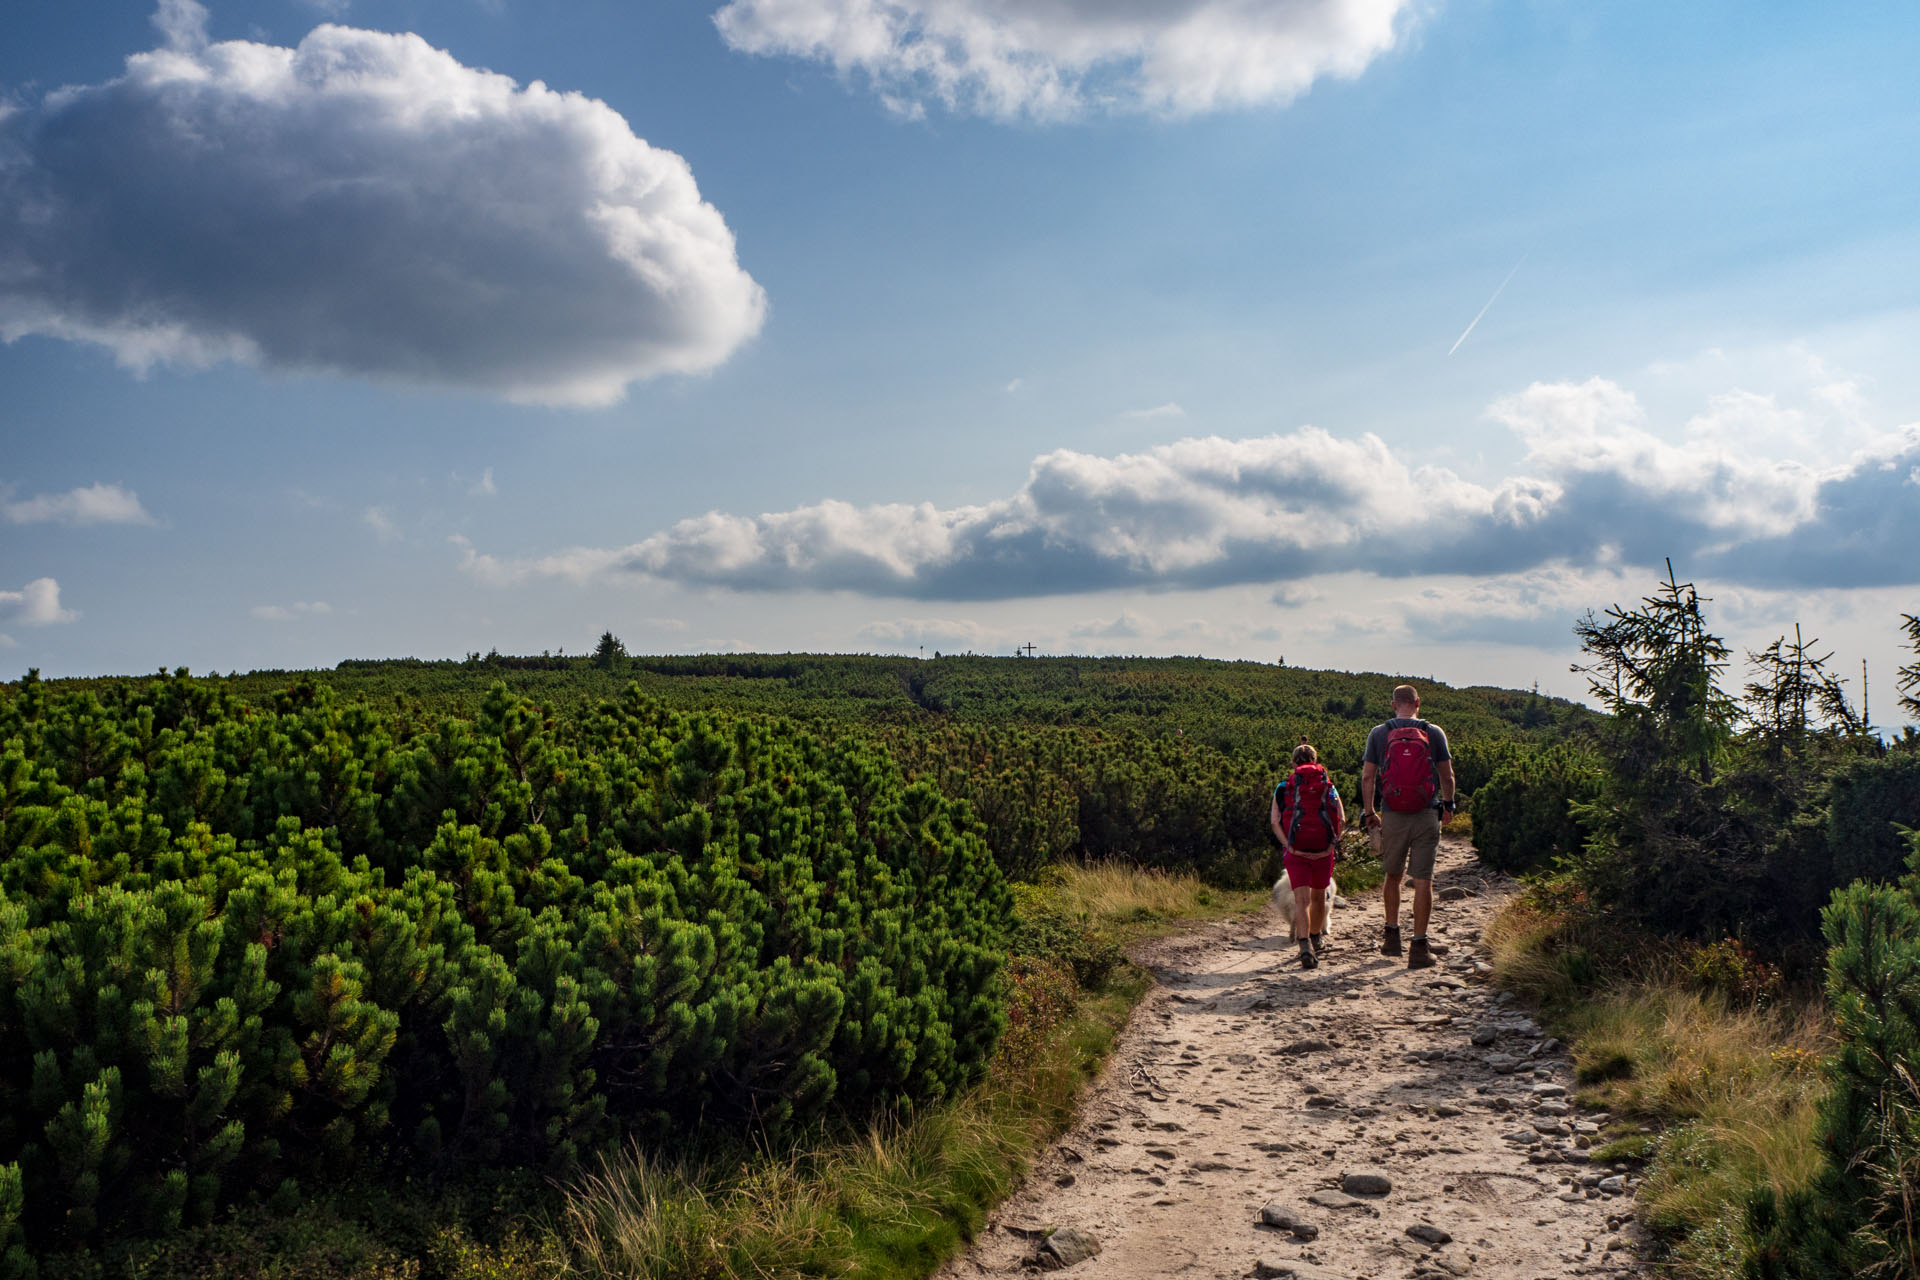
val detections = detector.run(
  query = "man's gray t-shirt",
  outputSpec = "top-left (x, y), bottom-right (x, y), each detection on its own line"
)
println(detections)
top-left (1361, 717), bottom-right (1451, 768)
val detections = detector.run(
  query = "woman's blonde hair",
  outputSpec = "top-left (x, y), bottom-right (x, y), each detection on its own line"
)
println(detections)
top-left (1291, 742), bottom-right (1318, 766)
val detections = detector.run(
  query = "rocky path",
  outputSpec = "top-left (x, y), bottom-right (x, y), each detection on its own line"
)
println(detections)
top-left (940, 837), bottom-right (1647, 1280)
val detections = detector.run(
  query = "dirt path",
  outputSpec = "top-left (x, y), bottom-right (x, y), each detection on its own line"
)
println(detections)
top-left (941, 838), bottom-right (1648, 1280)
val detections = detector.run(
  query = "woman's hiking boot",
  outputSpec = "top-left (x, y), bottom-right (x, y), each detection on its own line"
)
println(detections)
top-left (1380, 924), bottom-right (1403, 957)
top-left (1310, 932), bottom-right (1327, 955)
top-left (1407, 936), bottom-right (1436, 970)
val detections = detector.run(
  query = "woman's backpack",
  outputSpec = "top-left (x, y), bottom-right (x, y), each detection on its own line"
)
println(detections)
top-left (1280, 763), bottom-right (1337, 852)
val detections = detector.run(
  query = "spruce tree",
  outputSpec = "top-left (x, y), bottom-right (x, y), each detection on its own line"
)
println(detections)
top-left (1898, 613), bottom-right (1920, 723)
top-left (1743, 625), bottom-right (1865, 760)
top-left (591, 631), bottom-right (628, 671)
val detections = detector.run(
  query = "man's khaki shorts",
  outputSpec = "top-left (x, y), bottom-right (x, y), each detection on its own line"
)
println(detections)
top-left (1378, 808), bottom-right (1440, 881)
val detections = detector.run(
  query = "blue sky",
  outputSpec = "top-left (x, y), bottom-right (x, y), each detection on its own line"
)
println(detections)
top-left (3, 0), bottom-right (1917, 718)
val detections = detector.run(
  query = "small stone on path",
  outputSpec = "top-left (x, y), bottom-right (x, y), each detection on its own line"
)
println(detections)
top-left (1307, 1188), bottom-right (1369, 1210)
top-left (1035, 1227), bottom-right (1102, 1270)
top-left (1407, 1223), bottom-right (1454, 1245)
top-left (1280, 1038), bottom-right (1333, 1055)
top-left (1250, 1259), bottom-right (1343, 1280)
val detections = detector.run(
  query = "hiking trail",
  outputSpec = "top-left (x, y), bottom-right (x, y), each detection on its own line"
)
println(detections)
top-left (940, 837), bottom-right (1649, 1280)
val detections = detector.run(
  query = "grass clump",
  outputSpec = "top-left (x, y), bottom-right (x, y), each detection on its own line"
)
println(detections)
top-left (1484, 888), bottom-right (1830, 1280)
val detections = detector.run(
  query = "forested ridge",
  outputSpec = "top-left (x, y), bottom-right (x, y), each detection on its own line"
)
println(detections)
top-left (0, 652), bottom-right (1580, 1272)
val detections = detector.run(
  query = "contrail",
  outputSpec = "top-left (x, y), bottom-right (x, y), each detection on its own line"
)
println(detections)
top-left (1448, 248), bottom-right (1530, 356)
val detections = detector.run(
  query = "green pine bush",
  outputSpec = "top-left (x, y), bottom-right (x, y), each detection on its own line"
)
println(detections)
top-left (0, 673), bottom-right (1009, 1258)
top-left (1469, 745), bottom-right (1602, 874)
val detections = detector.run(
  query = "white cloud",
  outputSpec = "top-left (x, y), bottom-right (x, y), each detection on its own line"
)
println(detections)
top-left (1121, 402), bottom-right (1187, 420)
top-left (0, 2), bottom-right (765, 405)
top-left (0, 635), bottom-right (16, 649)
top-left (1069, 610), bottom-right (1147, 639)
top-left (468, 468), bottom-right (497, 497)
top-left (153, 0), bottom-right (210, 49)
top-left (3, 482), bottom-right (154, 526)
top-left (714, 0), bottom-right (1417, 120)
top-left (364, 507), bottom-right (400, 541)
top-left (455, 378), bottom-right (1920, 600)
top-left (252, 600), bottom-right (332, 621)
top-left (0, 578), bottom-right (78, 626)
top-left (451, 533), bottom-right (623, 584)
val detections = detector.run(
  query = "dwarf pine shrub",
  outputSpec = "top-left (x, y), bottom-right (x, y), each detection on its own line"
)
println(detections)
top-left (0, 673), bottom-right (1008, 1258)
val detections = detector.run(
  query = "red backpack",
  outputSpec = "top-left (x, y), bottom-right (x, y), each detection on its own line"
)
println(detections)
top-left (1280, 763), bottom-right (1337, 852)
top-left (1380, 723), bottom-right (1438, 813)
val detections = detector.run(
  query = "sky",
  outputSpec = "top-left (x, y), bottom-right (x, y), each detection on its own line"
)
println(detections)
top-left (2, 0), bottom-right (1917, 721)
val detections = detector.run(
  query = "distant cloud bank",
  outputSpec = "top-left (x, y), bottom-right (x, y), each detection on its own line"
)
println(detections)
top-left (0, 2), bottom-right (765, 405)
top-left (714, 0), bottom-right (1416, 120)
top-left (3, 483), bottom-right (153, 526)
top-left (457, 378), bottom-right (1920, 598)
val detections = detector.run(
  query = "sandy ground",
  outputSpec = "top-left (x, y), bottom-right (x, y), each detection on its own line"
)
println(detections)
top-left (939, 837), bottom-right (1649, 1280)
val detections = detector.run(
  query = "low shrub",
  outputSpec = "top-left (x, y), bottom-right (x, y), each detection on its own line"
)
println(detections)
top-left (1005, 883), bottom-right (1122, 989)
top-left (1679, 939), bottom-right (1782, 1008)
top-left (1470, 745), bottom-right (1601, 874)
top-left (995, 959), bottom-right (1080, 1074)
top-left (1743, 830), bottom-right (1920, 1279)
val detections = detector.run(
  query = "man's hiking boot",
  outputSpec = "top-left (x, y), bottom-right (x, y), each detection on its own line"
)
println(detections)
top-left (1380, 925), bottom-right (1403, 957)
top-left (1407, 936), bottom-right (1436, 970)
top-left (1298, 944), bottom-right (1318, 970)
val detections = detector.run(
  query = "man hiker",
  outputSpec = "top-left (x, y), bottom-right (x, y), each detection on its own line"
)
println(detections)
top-left (1359, 684), bottom-right (1457, 970)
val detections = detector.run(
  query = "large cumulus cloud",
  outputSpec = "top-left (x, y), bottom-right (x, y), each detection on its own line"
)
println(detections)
top-left (0, 2), bottom-right (765, 405)
top-left (456, 378), bottom-right (1920, 598)
top-left (713, 0), bottom-right (1416, 120)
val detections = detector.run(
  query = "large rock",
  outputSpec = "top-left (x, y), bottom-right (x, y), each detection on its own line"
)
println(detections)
top-left (1036, 1227), bottom-right (1102, 1270)
top-left (1259, 1203), bottom-right (1305, 1230)
top-left (1341, 1169), bottom-right (1393, 1197)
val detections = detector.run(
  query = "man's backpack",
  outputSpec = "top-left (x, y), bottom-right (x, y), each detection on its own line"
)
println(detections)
top-left (1280, 763), bottom-right (1337, 852)
top-left (1380, 723), bottom-right (1438, 813)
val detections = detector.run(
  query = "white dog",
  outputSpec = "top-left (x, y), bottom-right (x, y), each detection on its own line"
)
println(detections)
top-left (1271, 874), bottom-right (1340, 944)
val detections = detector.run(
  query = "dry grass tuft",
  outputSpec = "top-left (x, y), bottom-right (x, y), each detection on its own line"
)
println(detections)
top-left (1041, 860), bottom-right (1260, 928)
